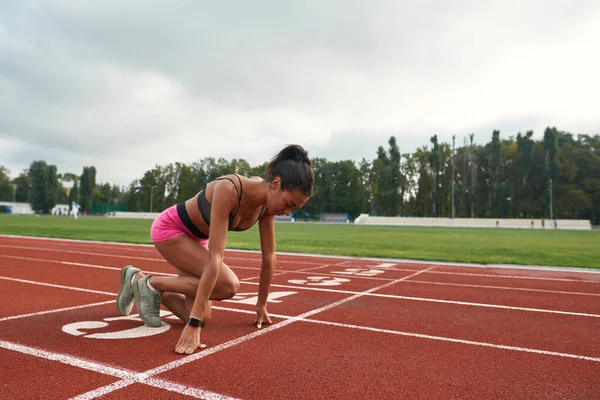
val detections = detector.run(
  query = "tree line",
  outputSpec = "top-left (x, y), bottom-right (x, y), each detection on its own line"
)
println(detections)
top-left (1, 127), bottom-right (598, 224)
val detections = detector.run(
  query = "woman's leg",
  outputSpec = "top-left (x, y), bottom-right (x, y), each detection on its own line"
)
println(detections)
top-left (150, 234), bottom-right (240, 300)
top-left (133, 234), bottom-right (238, 325)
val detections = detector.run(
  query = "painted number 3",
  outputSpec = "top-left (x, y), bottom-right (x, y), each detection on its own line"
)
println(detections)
top-left (287, 276), bottom-right (350, 286)
top-left (62, 311), bottom-right (172, 339)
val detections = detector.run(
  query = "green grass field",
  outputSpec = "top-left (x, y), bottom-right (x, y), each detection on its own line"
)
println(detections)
top-left (0, 214), bottom-right (598, 269)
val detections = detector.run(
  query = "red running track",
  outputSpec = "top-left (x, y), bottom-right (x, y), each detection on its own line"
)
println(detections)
top-left (0, 235), bottom-right (599, 399)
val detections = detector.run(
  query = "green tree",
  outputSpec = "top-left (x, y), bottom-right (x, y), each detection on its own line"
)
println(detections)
top-left (13, 172), bottom-right (31, 203)
top-left (27, 161), bottom-right (58, 213)
top-left (489, 130), bottom-right (502, 217)
top-left (68, 180), bottom-right (79, 208)
top-left (429, 135), bottom-right (440, 216)
top-left (357, 158), bottom-right (372, 214)
top-left (79, 166), bottom-right (97, 213)
top-left (0, 166), bottom-right (11, 201)
top-left (543, 127), bottom-right (560, 218)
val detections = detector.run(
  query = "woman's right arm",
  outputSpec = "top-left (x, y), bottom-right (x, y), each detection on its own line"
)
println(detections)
top-left (174, 181), bottom-right (236, 355)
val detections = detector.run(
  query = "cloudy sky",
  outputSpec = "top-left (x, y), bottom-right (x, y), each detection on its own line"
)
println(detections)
top-left (1, 0), bottom-right (599, 186)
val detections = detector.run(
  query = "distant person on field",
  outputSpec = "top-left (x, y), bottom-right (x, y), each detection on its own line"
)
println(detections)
top-left (71, 202), bottom-right (80, 219)
top-left (115, 145), bottom-right (314, 355)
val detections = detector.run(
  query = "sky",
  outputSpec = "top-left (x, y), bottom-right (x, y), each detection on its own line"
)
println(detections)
top-left (1, 0), bottom-right (599, 187)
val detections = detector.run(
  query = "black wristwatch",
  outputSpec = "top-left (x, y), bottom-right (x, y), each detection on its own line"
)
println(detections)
top-left (186, 317), bottom-right (205, 327)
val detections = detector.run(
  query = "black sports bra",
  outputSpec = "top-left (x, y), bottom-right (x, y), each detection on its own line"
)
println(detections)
top-left (197, 174), bottom-right (267, 232)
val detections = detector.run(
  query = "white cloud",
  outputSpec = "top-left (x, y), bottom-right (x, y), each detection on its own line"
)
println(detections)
top-left (0, 0), bottom-right (599, 185)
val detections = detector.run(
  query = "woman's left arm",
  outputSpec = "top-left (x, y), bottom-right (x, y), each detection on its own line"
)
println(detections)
top-left (256, 213), bottom-right (276, 328)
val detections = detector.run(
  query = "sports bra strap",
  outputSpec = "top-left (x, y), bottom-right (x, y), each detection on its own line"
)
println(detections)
top-left (214, 173), bottom-right (243, 218)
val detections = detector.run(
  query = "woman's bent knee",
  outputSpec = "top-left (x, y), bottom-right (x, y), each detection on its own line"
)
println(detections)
top-left (222, 277), bottom-right (240, 299)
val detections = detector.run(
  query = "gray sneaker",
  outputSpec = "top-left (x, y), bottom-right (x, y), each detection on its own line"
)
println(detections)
top-left (132, 275), bottom-right (163, 327)
top-left (116, 265), bottom-right (141, 316)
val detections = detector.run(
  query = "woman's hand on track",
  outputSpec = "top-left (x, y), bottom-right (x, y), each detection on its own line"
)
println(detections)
top-left (255, 304), bottom-right (272, 329)
top-left (175, 325), bottom-right (201, 355)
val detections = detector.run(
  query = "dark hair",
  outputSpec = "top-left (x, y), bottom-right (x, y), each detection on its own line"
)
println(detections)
top-left (265, 144), bottom-right (314, 196)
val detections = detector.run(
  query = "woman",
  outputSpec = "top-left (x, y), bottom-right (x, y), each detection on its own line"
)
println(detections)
top-left (116, 144), bottom-right (314, 355)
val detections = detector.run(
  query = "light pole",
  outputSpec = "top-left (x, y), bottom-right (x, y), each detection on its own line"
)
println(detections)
top-left (451, 135), bottom-right (455, 219)
top-left (10, 183), bottom-right (18, 204)
top-left (148, 185), bottom-right (157, 212)
top-left (549, 178), bottom-right (553, 220)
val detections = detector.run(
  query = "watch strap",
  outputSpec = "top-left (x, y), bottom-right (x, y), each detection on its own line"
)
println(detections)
top-left (186, 317), bottom-right (205, 327)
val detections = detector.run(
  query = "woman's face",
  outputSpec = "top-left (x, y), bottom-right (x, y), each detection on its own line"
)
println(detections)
top-left (267, 177), bottom-right (309, 216)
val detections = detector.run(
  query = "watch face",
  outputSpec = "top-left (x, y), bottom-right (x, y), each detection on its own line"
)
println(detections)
top-left (187, 317), bottom-right (203, 327)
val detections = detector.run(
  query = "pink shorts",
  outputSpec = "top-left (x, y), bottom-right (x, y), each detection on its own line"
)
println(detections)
top-left (151, 205), bottom-right (209, 247)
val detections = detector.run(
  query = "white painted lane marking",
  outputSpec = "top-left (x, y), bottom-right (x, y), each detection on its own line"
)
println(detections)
top-left (2, 263), bottom-right (598, 321)
top-left (69, 380), bottom-right (134, 400)
top-left (373, 263), bottom-right (397, 268)
top-left (0, 275), bottom-right (115, 296)
top-left (225, 291), bottom-right (297, 305)
top-left (2, 233), bottom-right (600, 274)
top-left (241, 281), bottom-right (600, 318)
top-left (211, 305), bottom-right (290, 320)
top-left (330, 267), bottom-right (386, 277)
top-left (0, 254), bottom-right (179, 276)
top-left (11, 252), bottom-right (597, 300)
top-left (407, 279), bottom-right (600, 297)
top-left (287, 276), bottom-right (351, 286)
top-left (0, 339), bottom-right (133, 378)
top-left (0, 244), bottom-right (319, 266)
top-left (4, 253), bottom-right (598, 286)
top-left (294, 259), bottom-right (356, 273)
top-left (214, 304), bottom-right (600, 363)
top-left (4, 262), bottom-right (599, 399)
top-left (62, 315), bottom-right (171, 339)
top-left (0, 340), bottom-right (239, 400)
top-left (0, 254), bottom-right (262, 274)
top-left (0, 244), bottom-right (163, 261)
top-left (428, 270), bottom-right (600, 283)
top-left (0, 301), bottom-right (114, 322)
top-left (70, 268), bottom-right (436, 398)
top-left (303, 319), bottom-right (600, 363)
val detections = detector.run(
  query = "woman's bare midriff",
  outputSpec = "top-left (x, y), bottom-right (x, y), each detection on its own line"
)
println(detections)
top-left (184, 193), bottom-right (210, 236)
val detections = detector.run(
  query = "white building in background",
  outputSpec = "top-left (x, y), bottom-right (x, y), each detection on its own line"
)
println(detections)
top-left (0, 202), bottom-right (73, 215)
top-left (52, 204), bottom-right (70, 216)
top-left (0, 202), bottom-right (34, 214)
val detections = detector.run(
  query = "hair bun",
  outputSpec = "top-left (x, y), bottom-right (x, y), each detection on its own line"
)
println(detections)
top-left (294, 154), bottom-right (303, 162)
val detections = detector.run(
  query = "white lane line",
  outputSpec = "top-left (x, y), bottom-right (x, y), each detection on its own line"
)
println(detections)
top-left (0, 254), bottom-right (261, 274)
top-left (240, 281), bottom-right (600, 318)
top-left (3, 233), bottom-right (600, 274)
top-left (212, 305), bottom-right (290, 320)
top-left (0, 300), bottom-right (114, 322)
top-left (0, 340), bottom-right (133, 378)
top-left (428, 270), bottom-right (600, 283)
top-left (407, 279), bottom-right (600, 297)
top-left (4, 245), bottom-right (599, 284)
top-left (0, 340), bottom-right (238, 400)
top-left (213, 305), bottom-right (600, 363)
top-left (0, 276), bottom-right (115, 296)
top-left (8, 254), bottom-right (599, 298)
top-left (3, 257), bottom-right (598, 320)
top-left (7, 253), bottom-right (599, 298)
top-left (142, 377), bottom-right (239, 400)
top-left (157, 267), bottom-right (436, 378)
top-left (303, 319), bottom-right (600, 363)
top-left (0, 244), bottom-right (164, 262)
top-left (69, 380), bottom-right (134, 400)
top-left (0, 244), bottom-right (319, 266)
top-left (69, 267), bottom-right (436, 398)
top-left (301, 267), bottom-right (435, 318)
top-left (294, 259), bottom-right (356, 273)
